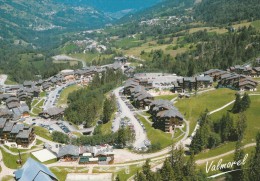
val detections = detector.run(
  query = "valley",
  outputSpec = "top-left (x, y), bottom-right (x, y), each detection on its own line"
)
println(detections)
top-left (1, 0), bottom-right (260, 181)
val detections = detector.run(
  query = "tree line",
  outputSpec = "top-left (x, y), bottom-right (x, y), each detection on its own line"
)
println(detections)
top-left (64, 69), bottom-right (126, 127)
top-left (190, 109), bottom-right (247, 154)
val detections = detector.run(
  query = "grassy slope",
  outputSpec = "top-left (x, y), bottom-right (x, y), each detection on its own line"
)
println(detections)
top-left (195, 95), bottom-right (260, 160)
top-left (137, 115), bottom-right (173, 148)
top-left (57, 84), bottom-right (81, 106)
top-left (175, 88), bottom-right (236, 135)
top-left (154, 94), bottom-right (178, 101)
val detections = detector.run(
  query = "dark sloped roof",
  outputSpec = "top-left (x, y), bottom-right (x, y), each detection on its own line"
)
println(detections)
top-left (42, 107), bottom-right (65, 116)
top-left (16, 127), bottom-right (33, 139)
top-left (0, 118), bottom-right (7, 128)
top-left (58, 145), bottom-right (79, 158)
top-left (11, 124), bottom-right (24, 134)
top-left (3, 121), bottom-right (14, 132)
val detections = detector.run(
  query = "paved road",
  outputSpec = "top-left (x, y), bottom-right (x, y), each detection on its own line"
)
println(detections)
top-left (43, 81), bottom-right (76, 110)
top-left (114, 87), bottom-right (147, 149)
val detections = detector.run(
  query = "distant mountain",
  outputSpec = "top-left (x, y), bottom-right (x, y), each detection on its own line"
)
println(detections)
top-left (118, 0), bottom-right (195, 23)
top-left (54, 0), bottom-right (162, 18)
top-left (0, 0), bottom-right (113, 48)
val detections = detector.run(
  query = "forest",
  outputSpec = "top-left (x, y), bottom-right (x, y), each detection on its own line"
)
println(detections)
top-left (64, 69), bottom-right (126, 127)
top-left (195, 0), bottom-right (260, 25)
top-left (136, 26), bottom-right (260, 76)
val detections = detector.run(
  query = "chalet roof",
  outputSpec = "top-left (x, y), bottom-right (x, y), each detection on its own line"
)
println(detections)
top-left (14, 158), bottom-right (58, 181)
top-left (239, 81), bottom-right (257, 87)
top-left (157, 109), bottom-right (184, 120)
top-left (0, 108), bottom-right (13, 117)
top-left (0, 118), bottom-right (7, 128)
top-left (204, 69), bottom-right (221, 75)
top-left (3, 121), bottom-right (14, 132)
top-left (253, 67), bottom-right (260, 72)
top-left (42, 107), bottom-right (65, 116)
top-left (11, 124), bottom-right (24, 134)
top-left (57, 145), bottom-right (79, 158)
top-left (0, 94), bottom-right (11, 100)
top-left (135, 92), bottom-right (153, 101)
top-left (23, 80), bottom-right (34, 87)
top-left (7, 102), bottom-right (20, 109)
top-left (196, 76), bottom-right (213, 82)
top-left (16, 127), bottom-right (33, 139)
top-left (6, 97), bottom-right (19, 103)
top-left (183, 77), bottom-right (196, 82)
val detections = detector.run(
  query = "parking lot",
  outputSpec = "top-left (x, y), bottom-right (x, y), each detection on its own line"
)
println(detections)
top-left (25, 117), bottom-right (73, 134)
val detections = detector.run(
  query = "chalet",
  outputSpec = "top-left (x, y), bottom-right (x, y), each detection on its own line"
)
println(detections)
top-left (253, 67), bottom-right (260, 77)
top-left (7, 101), bottom-right (20, 109)
top-left (123, 80), bottom-right (140, 95)
top-left (204, 69), bottom-right (228, 81)
top-left (36, 79), bottom-right (43, 86)
top-left (0, 94), bottom-right (12, 101)
top-left (12, 103), bottom-right (30, 119)
top-left (156, 109), bottom-right (184, 132)
top-left (133, 91), bottom-right (153, 109)
top-left (57, 145), bottom-right (80, 161)
top-left (23, 80), bottom-right (34, 88)
top-left (218, 73), bottom-right (258, 91)
top-left (0, 121), bottom-right (35, 147)
top-left (2, 121), bottom-right (14, 141)
top-left (39, 107), bottom-right (65, 119)
top-left (14, 158), bottom-right (58, 181)
top-left (196, 76), bottom-right (213, 88)
top-left (42, 82), bottom-right (53, 91)
top-left (0, 118), bottom-right (7, 136)
top-left (149, 99), bottom-right (184, 132)
top-left (0, 108), bottom-right (13, 119)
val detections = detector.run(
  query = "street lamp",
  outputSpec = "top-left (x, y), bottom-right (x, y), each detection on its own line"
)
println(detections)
top-left (16, 149), bottom-right (22, 166)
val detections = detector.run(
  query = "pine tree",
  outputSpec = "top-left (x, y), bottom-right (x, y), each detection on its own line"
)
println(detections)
top-left (240, 93), bottom-right (251, 112)
top-left (184, 153), bottom-right (196, 179)
top-left (142, 159), bottom-right (156, 181)
top-left (134, 171), bottom-right (147, 181)
top-left (115, 175), bottom-right (121, 181)
top-left (247, 132), bottom-right (260, 181)
top-left (160, 159), bottom-right (175, 181)
top-left (232, 93), bottom-right (241, 113)
top-left (236, 113), bottom-right (247, 141)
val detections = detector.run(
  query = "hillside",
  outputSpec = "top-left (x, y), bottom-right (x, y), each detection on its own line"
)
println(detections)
top-left (0, 0), bottom-right (113, 48)
top-left (195, 0), bottom-right (260, 24)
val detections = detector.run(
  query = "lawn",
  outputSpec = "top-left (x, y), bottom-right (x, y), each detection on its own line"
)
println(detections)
top-left (1, 175), bottom-right (14, 181)
top-left (154, 94), bottom-right (178, 101)
top-left (34, 126), bottom-right (52, 141)
top-left (93, 164), bottom-right (142, 181)
top-left (175, 88), bottom-right (236, 135)
top-left (137, 115), bottom-right (173, 149)
top-left (193, 94), bottom-right (260, 161)
top-left (100, 120), bottom-right (112, 135)
top-left (252, 20), bottom-right (260, 30)
top-left (57, 85), bottom-right (81, 106)
top-left (4, 78), bottom-right (18, 85)
top-left (31, 99), bottom-right (39, 107)
top-left (31, 107), bottom-right (42, 115)
top-left (197, 146), bottom-right (255, 177)
top-left (50, 167), bottom-right (89, 181)
top-left (35, 99), bottom-right (45, 108)
top-left (40, 91), bottom-right (46, 97)
top-left (0, 147), bottom-right (30, 169)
